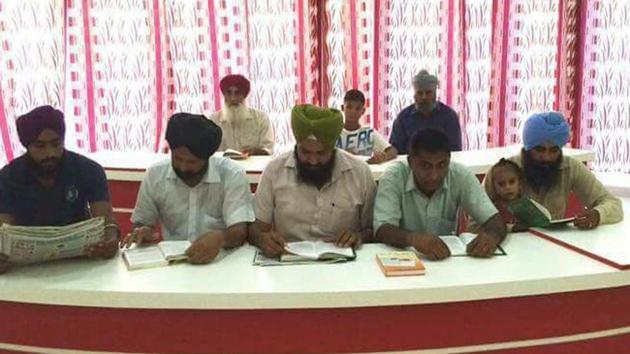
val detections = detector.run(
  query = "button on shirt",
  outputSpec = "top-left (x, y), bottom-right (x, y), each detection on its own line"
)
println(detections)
top-left (374, 161), bottom-right (498, 235)
top-left (0, 151), bottom-right (110, 226)
top-left (389, 102), bottom-right (462, 153)
top-left (209, 107), bottom-right (274, 154)
top-left (131, 156), bottom-right (255, 241)
top-left (254, 150), bottom-right (377, 242)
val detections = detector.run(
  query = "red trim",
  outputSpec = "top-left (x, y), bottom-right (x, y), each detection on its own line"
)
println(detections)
top-left (529, 228), bottom-right (630, 270)
top-left (446, 0), bottom-right (455, 106)
top-left (207, 0), bottom-right (222, 112)
top-left (496, 0), bottom-right (511, 146)
top-left (152, 0), bottom-right (164, 152)
top-left (296, 0), bottom-right (307, 103)
top-left (1, 287), bottom-right (629, 353)
top-left (349, 0), bottom-right (359, 89)
top-left (372, 0), bottom-right (382, 131)
top-left (0, 84), bottom-right (13, 162)
top-left (554, 0), bottom-right (565, 112)
top-left (459, 0), bottom-right (468, 148)
top-left (81, 0), bottom-right (97, 152)
top-left (572, 0), bottom-right (588, 148)
top-left (317, 0), bottom-right (329, 105)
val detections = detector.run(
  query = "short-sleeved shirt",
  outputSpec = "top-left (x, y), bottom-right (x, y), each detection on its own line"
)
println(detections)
top-left (0, 151), bottom-right (110, 226)
top-left (131, 156), bottom-right (255, 241)
top-left (209, 107), bottom-right (274, 154)
top-left (374, 161), bottom-right (498, 235)
top-left (389, 102), bottom-right (462, 153)
top-left (336, 126), bottom-right (391, 156)
top-left (254, 149), bottom-right (377, 242)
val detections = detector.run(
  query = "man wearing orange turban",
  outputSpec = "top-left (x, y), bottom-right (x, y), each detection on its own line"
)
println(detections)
top-left (209, 74), bottom-right (274, 155)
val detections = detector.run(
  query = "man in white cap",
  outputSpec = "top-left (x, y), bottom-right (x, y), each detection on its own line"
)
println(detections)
top-left (389, 69), bottom-right (462, 153)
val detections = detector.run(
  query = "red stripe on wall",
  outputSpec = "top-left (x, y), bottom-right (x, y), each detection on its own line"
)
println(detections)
top-left (496, 0), bottom-right (511, 146)
top-left (207, 0), bottom-right (222, 112)
top-left (81, 0), bottom-right (97, 152)
top-left (372, 0), bottom-right (382, 131)
top-left (349, 0), bottom-right (359, 90)
top-left (0, 84), bottom-right (14, 161)
top-left (152, 0), bottom-right (164, 152)
top-left (297, 0), bottom-right (307, 103)
top-left (446, 0), bottom-right (455, 106)
top-left (554, 0), bottom-right (565, 112)
top-left (459, 0), bottom-right (469, 149)
top-left (573, 0), bottom-right (589, 148)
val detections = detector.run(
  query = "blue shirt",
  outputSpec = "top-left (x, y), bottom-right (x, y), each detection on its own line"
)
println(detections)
top-left (389, 102), bottom-right (462, 153)
top-left (0, 151), bottom-right (110, 226)
top-left (374, 161), bottom-right (497, 235)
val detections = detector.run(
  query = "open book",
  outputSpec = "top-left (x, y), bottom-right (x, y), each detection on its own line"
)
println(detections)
top-left (509, 197), bottom-right (575, 228)
top-left (122, 240), bottom-right (190, 270)
top-left (252, 241), bottom-right (356, 266)
top-left (439, 233), bottom-right (506, 256)
top-left (0, 217), bottom-right (104, 264)
top-left (376, 251), bottom-right (426, 276)
top-left (222, 149), bottom-right (249, 160)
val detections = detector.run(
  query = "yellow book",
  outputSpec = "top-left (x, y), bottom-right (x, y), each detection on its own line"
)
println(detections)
top-left (376, 251), bottom-right (426, 277)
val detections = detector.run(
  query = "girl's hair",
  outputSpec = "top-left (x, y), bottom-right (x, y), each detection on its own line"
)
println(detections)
top-left (490, 158), bottom-right (523, 180)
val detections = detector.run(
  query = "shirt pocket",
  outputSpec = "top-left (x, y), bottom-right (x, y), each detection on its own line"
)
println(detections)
top-left (321, 197), bottom-right (362, 235)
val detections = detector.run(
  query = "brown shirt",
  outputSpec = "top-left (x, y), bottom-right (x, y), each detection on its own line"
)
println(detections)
top-left (254, 150), bottom-right (377, 242)
top-left (483, 154), bottom-right (623, 225)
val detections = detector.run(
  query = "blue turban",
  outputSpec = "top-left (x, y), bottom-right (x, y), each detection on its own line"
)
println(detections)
top-left (522, 112), bottom-right (570, 151)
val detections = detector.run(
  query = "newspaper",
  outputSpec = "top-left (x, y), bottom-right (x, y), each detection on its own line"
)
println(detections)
top-left (0, 217), bottom-right (105, 264)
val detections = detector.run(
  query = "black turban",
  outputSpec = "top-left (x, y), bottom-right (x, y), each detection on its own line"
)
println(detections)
top-left (165, 113), bottom-right (222, 160)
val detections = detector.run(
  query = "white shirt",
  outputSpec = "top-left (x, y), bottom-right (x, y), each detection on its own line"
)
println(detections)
top-left (209, 107), bottom-right (274, 154)
top-left (254, 149), bottom-right (377, 242)
top-left (335, 126), bottom-right (390, 156)
top-left (131, 156), bottom-right (255, 241)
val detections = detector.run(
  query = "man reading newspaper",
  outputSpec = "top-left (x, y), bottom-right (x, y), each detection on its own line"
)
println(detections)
top-left (0, 106), bottom-right (119, 274)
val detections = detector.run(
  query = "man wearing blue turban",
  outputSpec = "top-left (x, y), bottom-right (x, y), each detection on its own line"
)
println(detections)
top-left (484, 112), bottom-right (622, 230)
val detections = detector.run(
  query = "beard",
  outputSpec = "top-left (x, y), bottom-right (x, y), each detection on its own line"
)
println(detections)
top-left (416, 99), bottom-right (437, 114)
top-left (523, 150), bottom-right (562, 192)
top-left (172, 161), bottom-right (208, 183)
top-left (221, 103), bottom-right (249, 125)
top-left (295, 148), bottom-right (336, 188)
top-left (28, 153), bottom-right (63, 177)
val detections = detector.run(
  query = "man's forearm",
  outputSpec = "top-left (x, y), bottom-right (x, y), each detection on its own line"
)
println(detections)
top-left (479, 214), bottom-right (507, 243)
top-left (247, 220), bottom-right (270, 246)
top-left (223, 223), bottom-right (248, 248)
top-left (375, 224), bottom-right (414, 248)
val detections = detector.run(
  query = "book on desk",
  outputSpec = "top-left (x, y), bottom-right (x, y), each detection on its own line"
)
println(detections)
top-left (253, 241), bottom-right (355, 266)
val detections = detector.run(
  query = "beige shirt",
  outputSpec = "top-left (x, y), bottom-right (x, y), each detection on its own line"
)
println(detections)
top-left (209, 107), bottom-right (274, 154)
top-left (254, 149), bottom-right (377, 242)
top-left (483, 154), bottom-right (623, 225)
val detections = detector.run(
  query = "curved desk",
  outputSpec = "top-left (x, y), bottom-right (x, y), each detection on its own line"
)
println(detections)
top-left (1, 227), bottom-right (629, 353)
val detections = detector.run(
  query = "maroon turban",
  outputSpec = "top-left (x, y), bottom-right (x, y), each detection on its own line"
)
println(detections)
top-left (16, 105), bottom-right (65, 147)
top-left (219, 74), bottom-right (250, 96)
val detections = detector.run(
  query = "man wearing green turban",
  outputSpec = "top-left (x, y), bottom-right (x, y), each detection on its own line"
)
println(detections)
top-left (248, 104), bottom-right (377, 258)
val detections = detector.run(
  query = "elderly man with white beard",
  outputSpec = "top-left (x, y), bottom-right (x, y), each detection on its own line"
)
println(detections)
top-left (209, 74), bottom-right (274, 155)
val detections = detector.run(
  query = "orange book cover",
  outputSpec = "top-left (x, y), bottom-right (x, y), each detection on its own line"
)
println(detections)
top-left (376, 251), bottom-right (426, 277)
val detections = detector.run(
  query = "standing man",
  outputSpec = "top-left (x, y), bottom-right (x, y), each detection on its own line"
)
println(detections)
top-left (0, 106), bottom-right (119, 273)
top-left (375, 128), bottom-right (506, 260)
top-left (389, 70), bottom-right (462, 153)
top-left (124, 113), bottom-right (254, 264)
top-left (209, 74), bottom-right (274, 155)
top-left (249, 104), bottom-right (376, 258)
top-left (483, 112), bottom-right (623, 230)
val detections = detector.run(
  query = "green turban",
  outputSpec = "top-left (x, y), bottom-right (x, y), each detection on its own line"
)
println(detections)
top-left (291, 104), bottom-right (343, 150)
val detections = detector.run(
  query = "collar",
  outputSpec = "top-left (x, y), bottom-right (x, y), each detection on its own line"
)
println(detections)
top-left (166, 157), bottom-right (221, 184)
